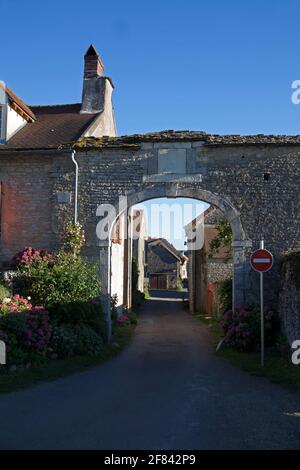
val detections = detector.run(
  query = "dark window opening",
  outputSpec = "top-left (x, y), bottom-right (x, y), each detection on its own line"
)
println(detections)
top-left (263, 173), bottom-right (270, 181)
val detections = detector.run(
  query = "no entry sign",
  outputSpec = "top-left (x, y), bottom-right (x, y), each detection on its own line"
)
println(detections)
top-left (250, 248), bottom-right (273, 273)
top-left (250, 241), bottom-right (274, 368)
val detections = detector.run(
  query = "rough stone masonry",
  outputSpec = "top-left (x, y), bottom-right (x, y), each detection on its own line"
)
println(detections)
top-left (1, 45), bottom-right (300, 338)
top-left (2, 130), bottom-right (300, 319)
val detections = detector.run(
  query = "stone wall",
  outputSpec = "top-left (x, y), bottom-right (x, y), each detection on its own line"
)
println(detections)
top-left (1, 138), bottom-right (300, 321)
top-left (278, 251), bottom-right (300, 344)
top-left (0, 152), bottom-right (62, 264)
top-left (208, 261), bottom-right (233, 283)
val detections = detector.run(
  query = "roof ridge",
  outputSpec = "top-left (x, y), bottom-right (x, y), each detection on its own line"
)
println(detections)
top-left (30, 103), bottom-right (81, 108)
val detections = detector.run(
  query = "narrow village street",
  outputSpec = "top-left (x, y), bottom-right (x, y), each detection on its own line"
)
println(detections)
top-left (0, 291), bottom-right (299, 450)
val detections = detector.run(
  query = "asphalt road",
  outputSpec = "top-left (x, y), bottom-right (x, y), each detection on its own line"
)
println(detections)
top-left (0, 290), bottom-right (300, 450)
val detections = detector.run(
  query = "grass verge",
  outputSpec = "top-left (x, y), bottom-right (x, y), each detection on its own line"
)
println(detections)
top-left (192, 311), bottom-right (300, 392)
top-left (0, 315), bottom-right (137, 394)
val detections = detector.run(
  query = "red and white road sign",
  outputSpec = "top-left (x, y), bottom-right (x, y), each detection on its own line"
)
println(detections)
top-left (250, 248), bottom-right (273, 273)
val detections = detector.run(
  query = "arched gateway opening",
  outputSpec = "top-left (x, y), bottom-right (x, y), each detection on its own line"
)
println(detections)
top-left (97, 183), bottom-right (251, 340)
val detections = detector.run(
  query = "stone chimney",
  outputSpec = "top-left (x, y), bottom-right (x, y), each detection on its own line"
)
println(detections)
top-left (80, 45), bottom-right (116, 136)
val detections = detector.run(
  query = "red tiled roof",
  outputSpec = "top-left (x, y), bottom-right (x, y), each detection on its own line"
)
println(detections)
top-left (0, 103), bottom-right (98, 150)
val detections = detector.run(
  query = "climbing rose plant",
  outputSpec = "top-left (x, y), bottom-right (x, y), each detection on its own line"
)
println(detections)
top-left (63, 222), bottom-right (85, 256)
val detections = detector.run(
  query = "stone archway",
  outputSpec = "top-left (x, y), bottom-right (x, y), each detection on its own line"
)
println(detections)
top-left (98, 182), bottom-right (252, 340)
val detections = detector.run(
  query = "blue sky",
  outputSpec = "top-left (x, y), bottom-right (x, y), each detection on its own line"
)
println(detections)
top-left (2, 0), bottom-right (300, 247)
top-left (2, 0), bottom-right (300, 136)
top-left (134, 198), bottom-right (207, 251)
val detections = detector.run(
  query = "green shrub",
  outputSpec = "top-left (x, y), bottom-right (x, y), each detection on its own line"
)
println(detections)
top-left (0, 311), bottom-right (26, 339)
top-left (0, 282), bottom-right (11, 300)
top-left (16, 251), bottom-right (101, 306)
top-left (128, 313), bottom-right (138, 325)
top-left (73, 324), bottom-right (103, 356)
top-left (218, 277), bottom-right (232, 314)
top-left (49, 323), bottom-right (103, 359)
top-left (0, 297), bottom-right (52, 365)
top-left (47, 299), bottom-right (104, 336)
top-left (49, 324), bottom-right (77, 359)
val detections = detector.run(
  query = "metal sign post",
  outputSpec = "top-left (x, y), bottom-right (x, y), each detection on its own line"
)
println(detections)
top-left (250, 241), bottom-right (274, 368)
top-left (260, 240), bottom-right (264, 368)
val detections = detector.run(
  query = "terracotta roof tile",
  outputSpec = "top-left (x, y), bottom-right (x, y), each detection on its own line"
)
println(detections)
top-left (0, 104), bottom-right (98, 151)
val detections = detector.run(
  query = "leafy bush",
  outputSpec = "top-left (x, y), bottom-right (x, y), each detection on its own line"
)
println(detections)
top-left (128, 313), bottom-right (138, 325)
top-left (222, 305), bottom-right (279, 351)
top-left (0, 313), bottom-right (26, 349)
top-left (49, 323), bottom-right (103, 358)
top-left (47, 299), bottom-right (104, 336)
top-left (0, 282), bottom-right (11, 300)
top-left (73, 324), bottom-right (103, 356)
top-left (0, 297), bottom-right (51, 365)
top-left (218, 278), bottom-right (232, 315)
top-left (16, 251), bottom-right (101, 306)
top-left (49, 324), bottom-right (77, 359)
top-left (7, 230), bottom-right (105, 366)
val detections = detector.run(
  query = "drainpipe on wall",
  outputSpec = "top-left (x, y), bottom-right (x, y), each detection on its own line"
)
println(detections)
top-left (71, 150), bottom-right (78, 224)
